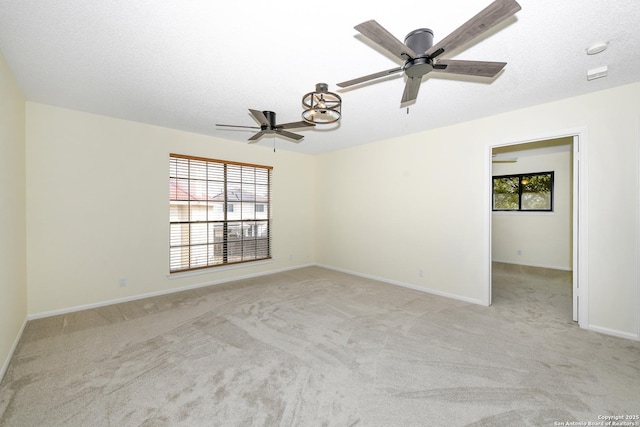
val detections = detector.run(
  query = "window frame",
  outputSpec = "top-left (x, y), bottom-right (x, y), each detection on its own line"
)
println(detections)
top-left (169, 153), bottom-right (272, 274)
top-left (492, 171), bottom-right (554, 212)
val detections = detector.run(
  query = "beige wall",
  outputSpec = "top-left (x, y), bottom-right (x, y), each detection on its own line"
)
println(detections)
top-left (492, 148), bottom-right (572, 270)
top-left (14, 80), bottom-right (640, 343)
top-left (316, 82), bottom-right (640, 338)
top-left (316, 120), bottom-right (493, 305)
top-left (0, 51), bottom-right (26, 376)
top-left (26, 103), bottom-right (316, 315)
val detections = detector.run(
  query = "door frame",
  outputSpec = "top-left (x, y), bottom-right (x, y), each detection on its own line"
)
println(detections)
top-left (486, 127), bottom-right (588, 328)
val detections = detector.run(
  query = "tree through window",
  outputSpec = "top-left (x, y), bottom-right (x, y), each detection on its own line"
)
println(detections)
top-left (493, 171), bottom-right (554, 211)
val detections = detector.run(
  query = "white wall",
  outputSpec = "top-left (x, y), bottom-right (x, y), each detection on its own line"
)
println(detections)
top-left (316, 82), bottom-right (640, 339)
top-left (492, 148), bottom-right (572, 270)
top-left (26, 103), bottom-right (316, 315)
top-left (0, 51), bottom-right (26, 377)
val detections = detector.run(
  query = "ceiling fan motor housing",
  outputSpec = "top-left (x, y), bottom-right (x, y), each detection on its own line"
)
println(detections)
top-left (262, 111), bottom-right (277, 130)
top-left (403, 28), bottom-right (436, 77)
top-left (404, 28), bottom-right (434, 55)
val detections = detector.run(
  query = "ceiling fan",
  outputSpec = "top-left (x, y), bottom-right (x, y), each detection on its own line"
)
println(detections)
top-left (216, 109), bottom-right (315, 142)
top-left (337, 0), bottom-right (521, 104)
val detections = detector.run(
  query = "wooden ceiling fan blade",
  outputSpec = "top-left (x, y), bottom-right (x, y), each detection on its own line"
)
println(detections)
top-left (433, 59), bottom-right (506, 77)
top-left (278, 121), bottom-right (316, 130)
top-left (277, 130), bottom-right (304, 142)
top-left (337, 67), bottom-right (403, 88)
top-left (355, 20), bottom-right (418, 60)
top-left (248, 109), bottom-right (269, 126)
top-left (215, 124), bottom-right (261, 129)
top-left (401, 77), bottom-right (422, 104)
top-left (248, 130), bottom-right (266, 142)
top-left (426, 0), bottom-right (521, 58)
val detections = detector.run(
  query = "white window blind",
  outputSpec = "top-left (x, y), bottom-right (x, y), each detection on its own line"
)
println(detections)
top-left (169, 153), bottom-right (272, 273)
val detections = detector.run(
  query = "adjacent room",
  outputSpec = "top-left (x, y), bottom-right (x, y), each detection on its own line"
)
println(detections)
top-left (492, 137), bottom-right (575, 320)
top-left (1, 0), bottom-right (640, 425)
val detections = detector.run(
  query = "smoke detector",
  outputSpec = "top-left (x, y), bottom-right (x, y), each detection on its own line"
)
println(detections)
top-left (586, 42), bottom-right (608, 55)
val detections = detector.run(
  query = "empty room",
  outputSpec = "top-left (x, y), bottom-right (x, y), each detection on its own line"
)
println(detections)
top-left (1, 0), bottom-right (640, 425)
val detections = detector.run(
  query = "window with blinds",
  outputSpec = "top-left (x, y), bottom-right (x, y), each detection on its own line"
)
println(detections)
top-left (169, 153), bottom-right (272, 273)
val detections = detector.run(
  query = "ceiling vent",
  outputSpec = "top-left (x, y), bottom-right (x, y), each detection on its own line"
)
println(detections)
top-left (587, 66), bottom-right (608, 81)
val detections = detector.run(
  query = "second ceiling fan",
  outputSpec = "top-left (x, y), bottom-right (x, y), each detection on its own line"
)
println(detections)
top-left (216, 109), bottom-right (314, 142)
top-left (337, 0), bottom-right (522, 104)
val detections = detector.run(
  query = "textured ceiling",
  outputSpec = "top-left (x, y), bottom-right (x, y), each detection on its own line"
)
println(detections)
top-left (1, 0), bottom-right (639, 154)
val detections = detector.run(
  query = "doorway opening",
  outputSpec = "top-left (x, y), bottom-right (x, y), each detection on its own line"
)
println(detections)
top-left (487, 131), bottom-right (588, 328)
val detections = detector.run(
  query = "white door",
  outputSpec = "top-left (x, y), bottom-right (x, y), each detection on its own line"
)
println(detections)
top-left (572, 135), bottom-right (580, 322)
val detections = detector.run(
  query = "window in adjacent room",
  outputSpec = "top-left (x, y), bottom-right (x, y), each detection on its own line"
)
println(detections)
top-left (492, 171), bottom-right (554, 211)
top-left (169, 153), bottom-right (272, 273)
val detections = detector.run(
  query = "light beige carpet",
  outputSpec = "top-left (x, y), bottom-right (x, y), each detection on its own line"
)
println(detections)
top-left (1, 265), bottom-right (639, 426)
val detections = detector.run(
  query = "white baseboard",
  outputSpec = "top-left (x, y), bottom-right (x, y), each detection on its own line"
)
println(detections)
top-left (316, 264), bottom-right (484, 306)
top-left (1, 317), bottom-right (27, 384)
top-left (17, 263), bottom-right (640, 360)
top-left (320, 264), bottom-right (640, 342)
top-left (492, 259), bottom-right (573, 271)
top-left (28, 264), bottom-right (314, 321)
top-left (587, 324), bottom-right (640, 341)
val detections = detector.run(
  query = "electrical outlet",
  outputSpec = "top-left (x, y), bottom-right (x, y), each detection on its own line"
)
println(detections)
top-left (119, 278), bottom-right (127, 287)
top-left (517, 249), bottom-right (522, 256)
top-left (418, 269), bottom-right (424, 278)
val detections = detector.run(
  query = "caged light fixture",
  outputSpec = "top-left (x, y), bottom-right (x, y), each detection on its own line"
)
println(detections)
top-left (301, 83), bottom-right (341, 124)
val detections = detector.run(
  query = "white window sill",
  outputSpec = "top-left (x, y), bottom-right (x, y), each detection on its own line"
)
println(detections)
top-left (166, 258), bottom-right (275, 280)
top-left (492, 211), bottom-right (555, 216)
